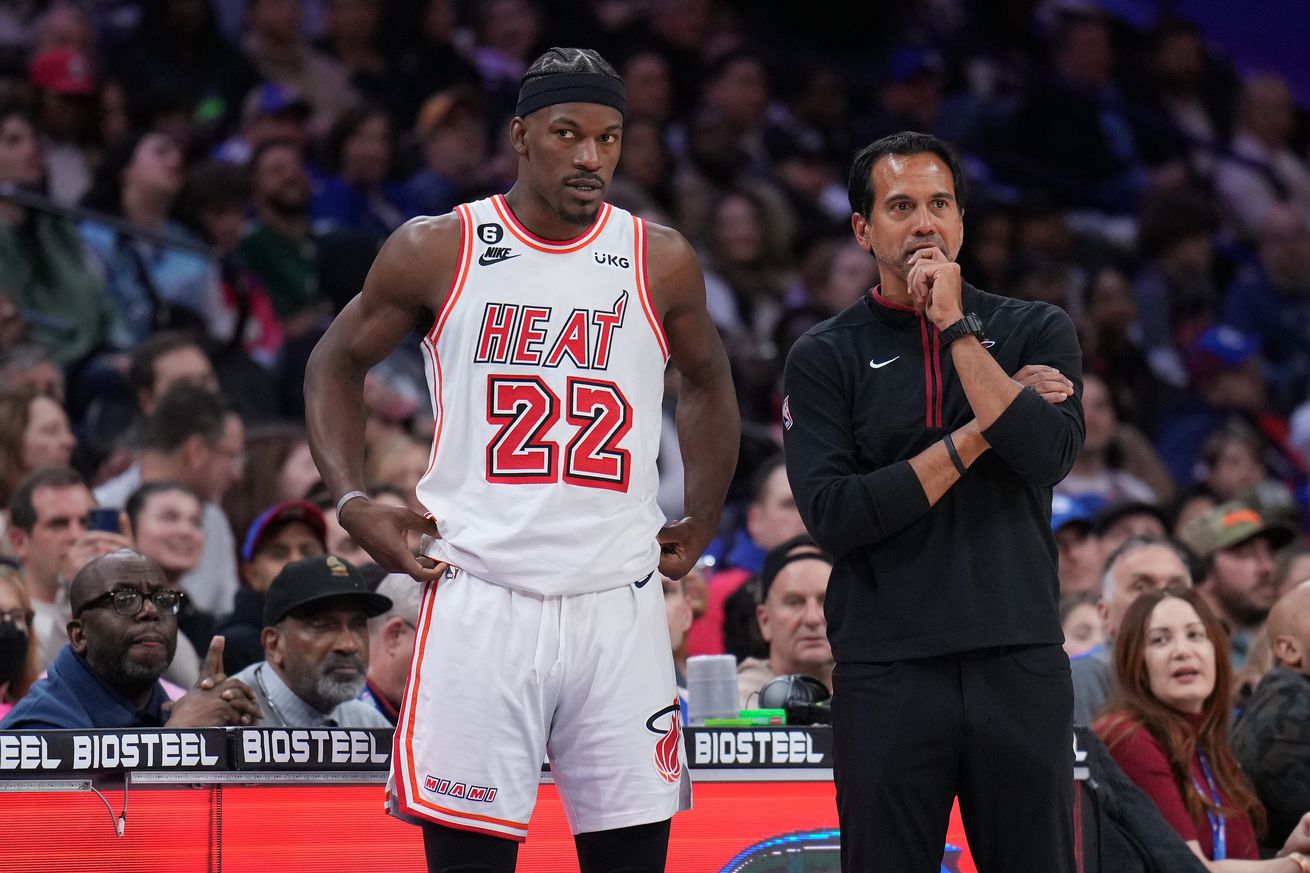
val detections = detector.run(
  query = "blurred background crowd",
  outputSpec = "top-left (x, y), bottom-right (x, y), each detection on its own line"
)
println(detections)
top-left (0, 0), bottom-right (1307, 770)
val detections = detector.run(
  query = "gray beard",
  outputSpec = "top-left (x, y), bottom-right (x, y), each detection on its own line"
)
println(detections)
top-left (301, 655), bottom-right (367, 714)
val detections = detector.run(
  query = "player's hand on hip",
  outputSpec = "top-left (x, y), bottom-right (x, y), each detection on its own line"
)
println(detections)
top-left (340, 499), bottom-right (448, 582)
top-left (1014, 364), bottom-right (1074, 403)
top-left (657, 516), bottom-right (714, 580)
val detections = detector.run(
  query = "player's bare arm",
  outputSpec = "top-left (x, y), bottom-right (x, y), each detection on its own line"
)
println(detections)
top-left (646, 222), bottom-right (739, 579)
top-left (304, 214), bottom-right (460, 580)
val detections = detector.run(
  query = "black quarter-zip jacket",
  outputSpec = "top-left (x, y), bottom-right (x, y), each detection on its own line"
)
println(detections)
top-left (782, 282), bottom-right (1085, 662)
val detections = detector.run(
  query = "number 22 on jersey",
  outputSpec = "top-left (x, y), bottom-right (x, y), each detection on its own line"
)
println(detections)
top-left (485, 375), bottom-right (633, 492)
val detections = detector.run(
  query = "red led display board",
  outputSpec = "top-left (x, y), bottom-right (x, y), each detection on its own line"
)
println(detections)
top-left (0, 778), bottom-right (976, 872)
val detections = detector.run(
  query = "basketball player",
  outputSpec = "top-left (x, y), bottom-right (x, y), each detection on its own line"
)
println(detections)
top-left (304, 48), bottom-right (739, 873)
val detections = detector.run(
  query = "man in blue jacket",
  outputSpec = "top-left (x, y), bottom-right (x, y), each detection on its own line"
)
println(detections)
top-left (783, 131), bottom-right (1085, 872)
top-left (2, 549), bottom-right (261, 729)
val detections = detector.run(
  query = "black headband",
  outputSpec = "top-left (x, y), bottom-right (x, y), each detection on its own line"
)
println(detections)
top-left (516, 72), bottom-right (627, 120)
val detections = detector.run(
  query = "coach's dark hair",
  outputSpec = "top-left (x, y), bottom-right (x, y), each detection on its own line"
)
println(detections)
top-left (522, 47), bottom-right (620, 83)
top-left (125, 480), bottom-right (201, 533)
top-left (847, 131), bottom-right (967, 218)
top-left (139, 383), bottom-right (229, 454)
top-left (9, 467), bottom-right (87, 532)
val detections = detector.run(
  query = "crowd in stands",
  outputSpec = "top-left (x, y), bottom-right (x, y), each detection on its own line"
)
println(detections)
top-left (1, 0), bottom-right (1309, 867)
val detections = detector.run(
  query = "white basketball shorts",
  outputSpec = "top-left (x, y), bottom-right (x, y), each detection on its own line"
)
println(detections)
top-left (387, 568), bottom-right (691, 840)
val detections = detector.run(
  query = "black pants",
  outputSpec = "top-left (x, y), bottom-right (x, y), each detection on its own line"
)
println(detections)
top-left (832, 645), bottom-right (1075, 873)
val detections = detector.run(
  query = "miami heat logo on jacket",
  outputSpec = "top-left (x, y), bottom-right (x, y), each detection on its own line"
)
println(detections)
top-left (646, 699), bottom-right (683, 784)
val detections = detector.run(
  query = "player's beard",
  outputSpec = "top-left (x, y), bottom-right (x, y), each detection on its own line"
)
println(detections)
top-left (308, 653), bottom-right (368, 711)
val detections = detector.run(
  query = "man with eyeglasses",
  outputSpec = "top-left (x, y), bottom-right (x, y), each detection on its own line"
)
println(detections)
top-left (1, 549), bottom-right (262, 729)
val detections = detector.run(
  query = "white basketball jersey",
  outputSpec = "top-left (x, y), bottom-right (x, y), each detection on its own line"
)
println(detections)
top-left (416, 195), bottom-right (669, 595)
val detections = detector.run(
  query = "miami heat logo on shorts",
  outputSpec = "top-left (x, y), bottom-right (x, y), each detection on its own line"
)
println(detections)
top-left (645, 699), bottom-right (682, 784)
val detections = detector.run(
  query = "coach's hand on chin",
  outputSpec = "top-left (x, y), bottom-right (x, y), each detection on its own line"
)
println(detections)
top-left (657, 516), bottom-right (715, 580)
top-left (340, 499), bottom-right (449, 582)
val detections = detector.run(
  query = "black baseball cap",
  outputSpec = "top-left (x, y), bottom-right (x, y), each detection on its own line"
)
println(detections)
top-left (263, 555), bottom-right (393, 627)
top-left (759, 534), bottom-right (832, 600)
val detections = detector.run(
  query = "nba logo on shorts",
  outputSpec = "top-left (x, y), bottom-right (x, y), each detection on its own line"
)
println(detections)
top-left (782, 395), bottom-right (793, 431)
top-left (645, 699), bottom-right (683, 784)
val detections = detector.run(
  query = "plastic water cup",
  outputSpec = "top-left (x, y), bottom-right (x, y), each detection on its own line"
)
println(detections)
top-left (687, 654), bottom-right (740, 725)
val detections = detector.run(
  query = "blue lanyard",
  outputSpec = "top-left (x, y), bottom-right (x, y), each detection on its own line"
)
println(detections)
top-left (1195, 749), bottom-right (1227, 861)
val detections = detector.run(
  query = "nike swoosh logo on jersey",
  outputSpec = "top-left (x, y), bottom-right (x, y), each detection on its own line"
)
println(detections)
top-left (478, 247), bottom-right (521, 266)
top-left (869, 356), bottom-right (900, 369)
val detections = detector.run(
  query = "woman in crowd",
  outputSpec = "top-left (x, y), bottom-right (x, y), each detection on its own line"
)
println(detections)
top-left (1095, 587), bottom-right (1310, 870)
top-left (0, 565), bottom-right (40, 720)
top-left (0, 387), bottom-right (77, 508)
top-left (124, 481), bottom-right (208, 688)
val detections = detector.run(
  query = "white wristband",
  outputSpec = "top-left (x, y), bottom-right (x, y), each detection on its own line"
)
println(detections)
top-left (335, 490), bottom-right (370, 525)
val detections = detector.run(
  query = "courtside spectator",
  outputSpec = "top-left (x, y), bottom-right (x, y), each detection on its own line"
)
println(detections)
top-left (126, 332), bottom-right (220, 418)
top-left (1232, 581), bottom-right (1310, 853)
top-left (736, 535), bottom-right (833, 709)
top-left (0, 565), bottom-right (40, 720)
top-left (1095, 587), bottom-right (1310, 868)
top-left (1072, 535), bottom-right (1194, 724)
top-left (687, 455), bottom-right (806, 657)
top-left (215, 500), bottom-right (326, 674)
top-left (1053, 492), bottom-right (1104, 595)
top-left (232, 554), bottom-right (391, 728)
top-left (0, 388), bottom-right (76, 510)
top-left (7, 467), bottom-right (130, 669)
top-left (361, 572), bottom-right (421, 725)
top-left (124, 481), bottom-right (209, 686)
top-left (237, 139), bottom-right (326, 329)
top-left (1061, 591), bottom-right (1104, 658)
top-left (662, 574), bottom-right (693, 716)
top-left (0, 550), bottom-right (261, 729)
top-left (95, 384), bottom-right (245, 618)
top-left (1181, 501), bottom-right (1295, 668)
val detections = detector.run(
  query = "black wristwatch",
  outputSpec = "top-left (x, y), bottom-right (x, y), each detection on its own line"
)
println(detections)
top-left (939, 313), bottom-right (987, 349)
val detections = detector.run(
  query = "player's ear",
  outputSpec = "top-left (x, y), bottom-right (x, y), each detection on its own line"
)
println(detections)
top-left (510, 117), bottom-right (529, 156)
top-left (262, 625), bottom-right (284, 667)
top-left (851, 212), bottom-right (871, 252)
